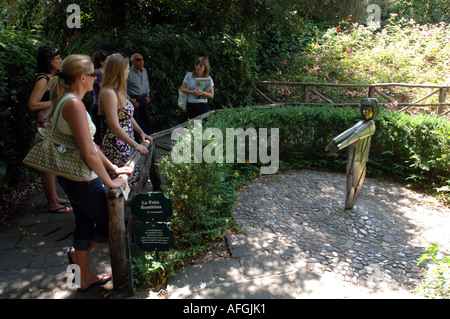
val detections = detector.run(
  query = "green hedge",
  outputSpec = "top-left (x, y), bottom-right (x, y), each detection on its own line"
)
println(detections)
top-left (0, 26), bottom-right (43, 187)
top-left (132, 104), bottom-right (449, 287)
top-left (207, 105), bottom-right (450, 188)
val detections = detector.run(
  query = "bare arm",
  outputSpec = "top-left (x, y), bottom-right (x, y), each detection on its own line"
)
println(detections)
top-left (61, 98), bottom-right (128, 189)
top-left (100, 89), bottom-right (150, 155)
top-left (28, 78), bottom-right (51, 112)
top-left (180, 82), bottom-right (214, 99)
top-left (196, 85), bottom-right (214, 99)
top-left (180, 82), bottom-right (195, 95)
top-left (130, 116), bottom-right (152, 149)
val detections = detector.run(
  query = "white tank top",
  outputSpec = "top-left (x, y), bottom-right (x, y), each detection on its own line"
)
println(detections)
top-left (52, 93), bottom-right (98, 181)
top-left (53, 93), bottom-right (96, 137)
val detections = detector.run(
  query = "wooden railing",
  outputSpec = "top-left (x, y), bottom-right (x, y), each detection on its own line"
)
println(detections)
top-left (106, 140), bottom-right (158, 289)
top-left (252, 81), bottom-right (450, 117)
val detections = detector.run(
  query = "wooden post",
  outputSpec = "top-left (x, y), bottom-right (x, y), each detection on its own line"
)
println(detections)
top-left (303, 85), bottom-right (310, 103)
top-left (126, 143), bottom-right (156, 247)
top-left (107, 189), bottom-right (127, 288)
top-left (368, 86), bottom-right (376, 98)
top-left (106, 140), bottom-right (152, 289)
top-left (438, 88), bottom-right (447, 115)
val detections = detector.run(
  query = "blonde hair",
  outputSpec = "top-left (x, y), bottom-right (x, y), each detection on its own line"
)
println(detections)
top-left (48, 54), bottom-right (92, 119)
top-left (98, 53), bottom-right (129, 115)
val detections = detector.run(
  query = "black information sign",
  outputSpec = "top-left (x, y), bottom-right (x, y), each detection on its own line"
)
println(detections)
top-left (133, 223), bottom-right (175, 252)
top-left (131, 192), bottom-right (173, 223)
top-left (131, 192), bottom-right (175, 252)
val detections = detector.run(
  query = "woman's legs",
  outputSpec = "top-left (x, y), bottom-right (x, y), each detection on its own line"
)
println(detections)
top-left (43, 172), bottom-right (71, 212)
top-left (68, 241), bottom-right (110, 290)
top-left (58, 176), bottom-right (110, 290)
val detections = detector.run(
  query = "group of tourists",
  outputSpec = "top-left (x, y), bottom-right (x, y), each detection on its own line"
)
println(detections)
top-left (27, 45), bottom-right (214, 292)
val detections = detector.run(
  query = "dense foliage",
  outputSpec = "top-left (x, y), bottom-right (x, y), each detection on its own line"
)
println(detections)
top-left (85, 24), bottom-right (258, 130)
top-left (0, 24), bottom-right (43, 188)
top-left (260, 14), bottom-right (450, 108)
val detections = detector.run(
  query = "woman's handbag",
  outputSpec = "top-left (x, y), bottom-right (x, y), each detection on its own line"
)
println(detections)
top-left (177, 72), bottom-right (192, 110)
top-left (23, 94), bottom-right (93, 182)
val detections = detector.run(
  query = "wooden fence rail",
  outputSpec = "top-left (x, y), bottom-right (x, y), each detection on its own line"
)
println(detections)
top-left (253, 81), bottom-right (450, 117)
top-left (106, 140), bottom-right (155, 289)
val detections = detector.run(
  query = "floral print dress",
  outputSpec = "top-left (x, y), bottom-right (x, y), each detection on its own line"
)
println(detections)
top-left (102, 100), bottom-right (140, 187)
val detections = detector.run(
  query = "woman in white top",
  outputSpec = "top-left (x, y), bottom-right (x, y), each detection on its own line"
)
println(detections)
top-left (49, 54), bottom-right (132, 292)
top-left (180, 56), bottom-right (214, 119)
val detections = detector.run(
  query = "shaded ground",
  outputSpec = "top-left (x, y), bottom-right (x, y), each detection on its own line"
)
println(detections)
top-left (1, 168), bottom-right (449, 299)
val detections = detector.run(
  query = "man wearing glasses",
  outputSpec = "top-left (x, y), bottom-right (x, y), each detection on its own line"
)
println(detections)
top-left (127, 53), bottom-right (153, 140)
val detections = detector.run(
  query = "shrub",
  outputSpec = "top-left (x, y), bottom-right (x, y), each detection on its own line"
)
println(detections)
top-left (0, 25), bottom-right (43, 187)
top-left (373, 111), bottom-right (450, 190)
top-left (132, 121), bottom-right (242, 287)
top-left (206, 105), bottom-right (450, 192)
top-left (263, 15), bottom-right (450, 108)
top-left (417, 243), bottom-right (450, 299)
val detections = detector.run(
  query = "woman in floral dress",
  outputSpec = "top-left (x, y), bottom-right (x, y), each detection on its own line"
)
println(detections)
top-left (98, 53), bottom-right (152, 187)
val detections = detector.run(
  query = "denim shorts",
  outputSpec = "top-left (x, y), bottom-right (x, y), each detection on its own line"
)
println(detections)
top-left (57, 176), bottom-right (109, 251)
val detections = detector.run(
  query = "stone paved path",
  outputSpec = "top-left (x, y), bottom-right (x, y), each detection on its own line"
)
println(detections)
top-left (231, 169), bottom-right (450, 291)
top-left (1, 169), bottom-right (449, 299)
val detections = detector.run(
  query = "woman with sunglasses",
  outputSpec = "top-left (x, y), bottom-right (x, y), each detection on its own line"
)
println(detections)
top-left (49, 54), bottom-right (132, 292)
top-left (28, 46), bottom-right (72, 213)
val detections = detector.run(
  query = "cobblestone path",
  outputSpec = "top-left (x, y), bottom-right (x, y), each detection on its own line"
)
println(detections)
top-left (232, 170), bottom-right (450, 291)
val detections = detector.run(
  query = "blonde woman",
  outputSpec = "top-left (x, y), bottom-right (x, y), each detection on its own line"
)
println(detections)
top-left (49, 54), bottom-right (132, 292)
top-left (99, 53), bottom-right (152, 187)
